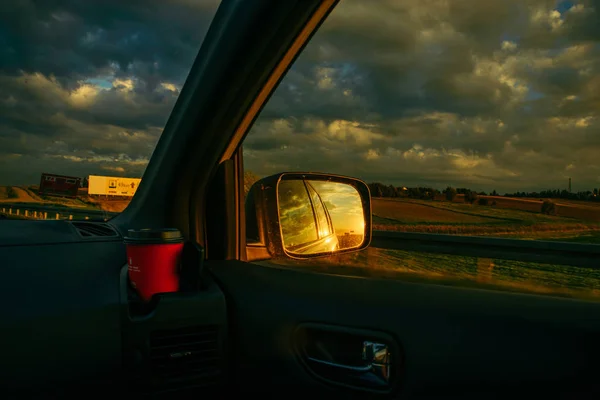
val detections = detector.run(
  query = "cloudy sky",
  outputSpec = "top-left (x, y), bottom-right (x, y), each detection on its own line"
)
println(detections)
top-left (2, 0), bottom-right (600, 194)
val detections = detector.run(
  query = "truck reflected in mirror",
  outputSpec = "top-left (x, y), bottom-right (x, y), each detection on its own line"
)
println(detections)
top-left (245, 172), bottom-right (372, 261)
top-left (278, 180), bottom-right (365, 255)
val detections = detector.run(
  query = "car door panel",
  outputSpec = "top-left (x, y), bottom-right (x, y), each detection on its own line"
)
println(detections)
top-left (210, 259), bottom-right (600, 398)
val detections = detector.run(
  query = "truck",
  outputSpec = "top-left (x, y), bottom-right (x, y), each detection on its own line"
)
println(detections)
top-left (38, 173), bottom-right (81, 199)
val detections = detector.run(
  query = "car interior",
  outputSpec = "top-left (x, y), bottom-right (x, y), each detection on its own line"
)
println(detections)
top-left (2, 0), bottom-right (600, 399)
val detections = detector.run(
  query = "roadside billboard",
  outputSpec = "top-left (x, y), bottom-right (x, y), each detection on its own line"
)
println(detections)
top-left (88, 175), bottom-right (141, 197)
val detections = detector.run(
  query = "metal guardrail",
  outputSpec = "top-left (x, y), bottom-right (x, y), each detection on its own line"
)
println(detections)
top-left (371, 230), bottom-right (600, 269)
top-left (0, 203), bottom-right (119, 221)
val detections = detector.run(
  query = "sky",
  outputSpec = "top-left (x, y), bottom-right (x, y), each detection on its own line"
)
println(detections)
top-left (2, 0), bottom-right (600, 194)
top-left (309, 181), bottom-right (364, 235)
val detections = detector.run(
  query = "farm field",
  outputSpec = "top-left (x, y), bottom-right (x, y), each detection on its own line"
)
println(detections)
top-left (492, 196), bottom-right (600, 209)
top-left (333, 196), bottom-right (600, 300)
top-left (480, 195), bottom-right (600, 221)
top-left (371, 197), bottom-right (600, 240)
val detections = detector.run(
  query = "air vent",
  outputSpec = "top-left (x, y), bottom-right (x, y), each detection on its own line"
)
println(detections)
top-left (71, 221), bottom-right (119, 238)
top-left (138, 325), bottom-right (222, 394)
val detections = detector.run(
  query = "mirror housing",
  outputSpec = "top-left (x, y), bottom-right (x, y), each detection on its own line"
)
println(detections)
top-left (245, 172), bottom-right (372, 261)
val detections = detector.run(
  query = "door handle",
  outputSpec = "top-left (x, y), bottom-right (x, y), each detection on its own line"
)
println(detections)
top-left (294, 324), bottom-right (400, 393)
top-left (306, 356), bottom-right (374, 372)
top-left (306, 340), bottom-right (392, 384)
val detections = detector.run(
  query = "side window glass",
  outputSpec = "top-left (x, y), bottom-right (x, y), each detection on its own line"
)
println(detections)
top-left (0, 2), bottom-right (221, 222)
top-left (278, 180), bottom-right (318, 248)
top-left (242, 0), bottom-right (600, 301)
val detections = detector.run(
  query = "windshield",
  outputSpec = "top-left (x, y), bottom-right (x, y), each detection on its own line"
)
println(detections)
top-left (0, 1), bottom-right (221, 221)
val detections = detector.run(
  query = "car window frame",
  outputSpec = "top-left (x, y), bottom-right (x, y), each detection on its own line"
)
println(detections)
top-left (98, 0), bottom-right (338, 253)
top-left (205, 0), bottom-right (338, 257)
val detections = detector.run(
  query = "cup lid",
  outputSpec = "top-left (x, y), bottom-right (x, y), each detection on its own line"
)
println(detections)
top-left (124, 228), bottom-right (183, 244)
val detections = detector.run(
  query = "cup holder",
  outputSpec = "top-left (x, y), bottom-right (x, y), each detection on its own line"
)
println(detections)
top-left (123, 241), bottom-right (207, 320)
top-left (127, 280), bottom-right (159, 318)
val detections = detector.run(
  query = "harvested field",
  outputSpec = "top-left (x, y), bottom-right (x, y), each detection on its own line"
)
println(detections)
top-left (372, 198), bottom-right (497, 224)
top-left (481, 196), bottom-right (600, 221)
top-left (371, 197), bottom-right (600, 238)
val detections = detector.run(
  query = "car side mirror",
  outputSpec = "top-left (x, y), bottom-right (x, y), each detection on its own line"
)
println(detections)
top-left (245, 172), bottom-right (372, 261)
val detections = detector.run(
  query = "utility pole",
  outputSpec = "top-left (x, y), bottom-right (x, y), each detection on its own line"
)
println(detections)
top-left (569, 177), bottom-right (572, 193)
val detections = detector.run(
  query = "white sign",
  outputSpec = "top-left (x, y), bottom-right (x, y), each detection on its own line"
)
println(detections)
top-left (88, 175), bottom-right (141, 197)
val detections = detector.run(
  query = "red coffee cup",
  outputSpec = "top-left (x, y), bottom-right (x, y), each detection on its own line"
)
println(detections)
top-left (124, 228), bottom-right (184, 302)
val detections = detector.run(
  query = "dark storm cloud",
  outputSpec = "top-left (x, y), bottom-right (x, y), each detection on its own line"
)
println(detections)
top-left (0, 0), bottom-right (218, 86)
top-left (258, 1), bottom-right (565, 127)
top-left (562, 0), bottom-right (600, 41)
top-left (244, 0), bottom-right (600, 193)
top-left (69, 85), bottom-right (181, 130)
top-left (0, 72), bottom-right (173, 158)
top-left (0, 0), bottom-right (219, 184)
top-left (288, 0), bottom-right (529, 120)
top-left (3, 0), bottom-right (600, 194)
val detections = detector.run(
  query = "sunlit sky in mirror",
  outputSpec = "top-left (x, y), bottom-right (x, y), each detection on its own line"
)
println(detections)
top-left (309, 181), bottom-right (364, 235)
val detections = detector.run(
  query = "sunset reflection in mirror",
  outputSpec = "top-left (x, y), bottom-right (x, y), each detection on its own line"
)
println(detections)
top-left (309, 181), bottom-right (365, 249)
top-left (277, 179), bottom-right (365, 255)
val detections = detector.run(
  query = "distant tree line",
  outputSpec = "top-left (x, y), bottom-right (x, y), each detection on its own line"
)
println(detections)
top-left (243, 171), bottom-right (598, 205)
top-left (366, 182), bottom-right (485, 204)
top-left (504, 188), bottom-right (599, 202)
top-left (366, 183), bottom-right (440, 200)
top-left (368, 182), bottom-right (599, 203)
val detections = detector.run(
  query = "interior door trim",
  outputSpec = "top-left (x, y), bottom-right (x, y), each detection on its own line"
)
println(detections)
top-left (292, 322), bottom-right (404, 396)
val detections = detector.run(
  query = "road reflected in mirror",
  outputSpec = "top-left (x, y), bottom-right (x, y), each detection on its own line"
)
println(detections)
top-left (278, 179), bottom-right (365, 255)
